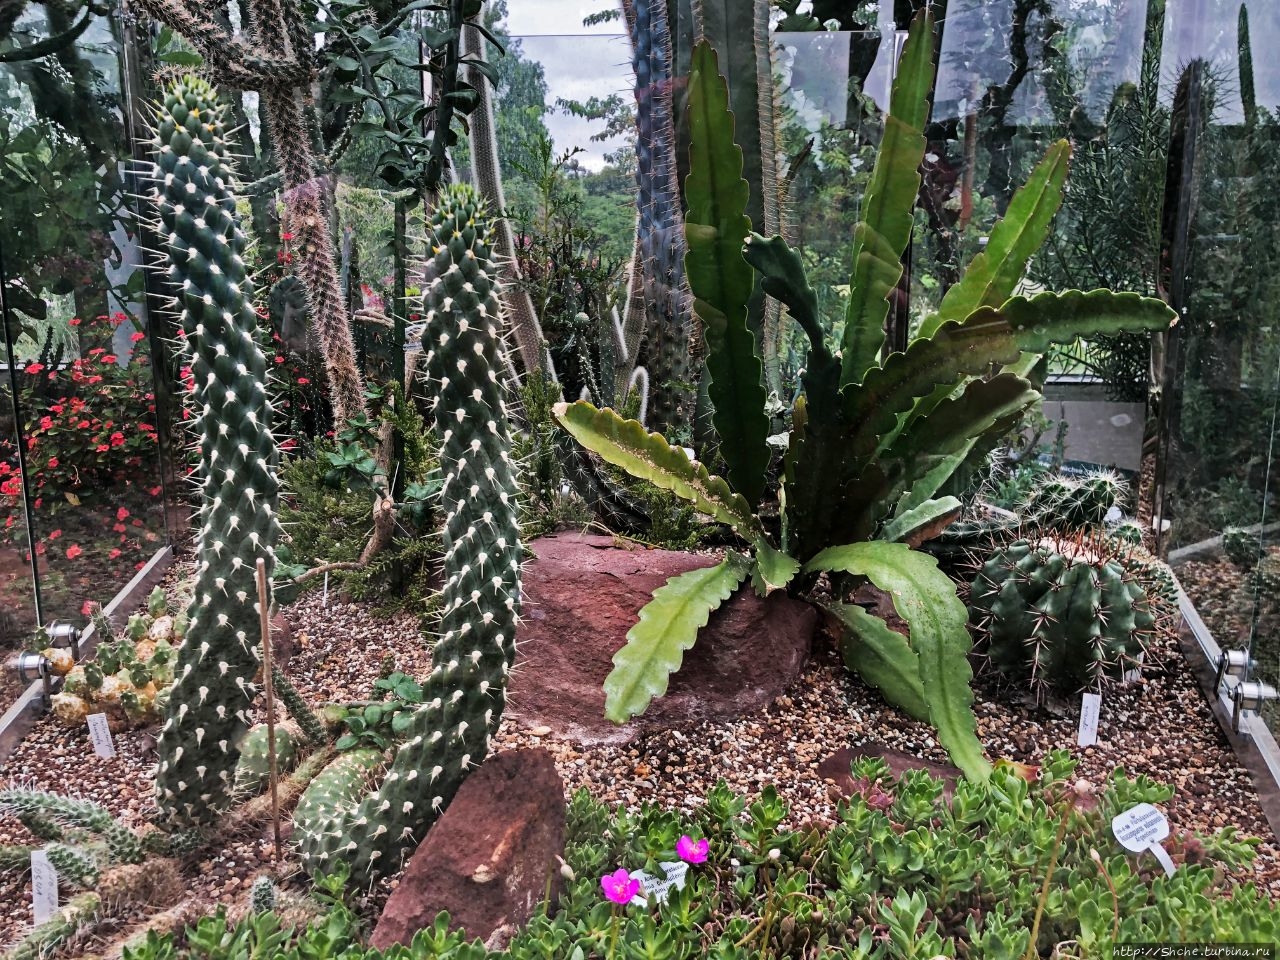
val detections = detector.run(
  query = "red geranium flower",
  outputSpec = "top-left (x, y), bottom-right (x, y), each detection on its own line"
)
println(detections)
top-left (65, 544), bottom-right (81, 560)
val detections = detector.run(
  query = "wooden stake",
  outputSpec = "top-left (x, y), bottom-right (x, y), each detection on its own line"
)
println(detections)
top-left (256, 558), bottom-right (282, 861)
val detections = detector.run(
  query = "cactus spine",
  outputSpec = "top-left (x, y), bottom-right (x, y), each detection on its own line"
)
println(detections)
top-left (627, 0), bottom-right (694, 435)
top-left (969, 535), bottom-right (1154, 699)
top-left (294, 185), bottom-right (522, 881)
top-left (148, 76), bottom-right (282, 824)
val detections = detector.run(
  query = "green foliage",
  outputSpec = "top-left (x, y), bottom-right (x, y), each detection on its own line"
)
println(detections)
top-left (970, 536), bottom-right (1157, 701)
top-left (684, 40), bottom-right (769, 505)
top-left (275, 385), bottom-right (441, 614)
top-left (120, 761), bottom-right (1276, 959)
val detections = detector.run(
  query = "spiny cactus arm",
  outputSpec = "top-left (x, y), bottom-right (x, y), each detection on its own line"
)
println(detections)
top-left (553, 400), bottom-right (769, 546)
top-left (271, 667), bottom-right (327, 746)
top-left (44, 843), bottom-right (101, 887)
top-left (4, 893), bottom-right (101, 960)
top-left (130, 0), bottom-right (312, 87)
top-left (805, 542), bottom-right (990, 781)
top-left (148, 76), bottom-right (282, 824)
top-left (629, 0), bottom-right (694, 434)
top-left (295, 186), bottom-right (522, 882)
top-left (840, 9), bottom-right (935, 388)
top-left (823, 601), bottom-right (929, 721)
top-left (464, 14), bottom-right (547, 379)
top-left (919, 141), bottom-right (1071, 339)
top-left (604, 553), bottom-right (751, 723)
top-left (684, 40), bottom-right (769, 506)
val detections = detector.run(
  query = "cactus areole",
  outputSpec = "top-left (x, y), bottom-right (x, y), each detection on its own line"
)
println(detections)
top-left (293, 184), bottom-right (523, 881)
top-left (149, 76), bottom-right (282, 824)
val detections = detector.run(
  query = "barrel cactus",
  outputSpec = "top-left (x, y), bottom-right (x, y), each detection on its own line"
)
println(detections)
top-left (294, 184), bottom-right (522, 881)
top-left (148, 75), bottom-right (281, 824)
top-left (969, 535), bottom-right (1155, 699)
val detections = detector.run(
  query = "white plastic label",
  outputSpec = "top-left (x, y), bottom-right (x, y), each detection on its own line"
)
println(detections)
top-left (87, 712), bottom-right (116, 758)
top-left (627, 861), bottom-right (689, 906)
top-left (30, 850), bottom-right (58, 923)
top-left (1112, 803), bottom-right (1175, 877)
top-left (1077, 692), bottom-right (1101, 747)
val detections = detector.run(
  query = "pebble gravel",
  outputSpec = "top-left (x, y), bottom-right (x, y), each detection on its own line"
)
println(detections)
top-left (0, 571), bottom-right (1276, 951)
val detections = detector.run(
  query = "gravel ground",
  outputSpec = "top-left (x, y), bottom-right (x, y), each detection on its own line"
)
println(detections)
top-left (1, 571), bottom-right (1277, 952)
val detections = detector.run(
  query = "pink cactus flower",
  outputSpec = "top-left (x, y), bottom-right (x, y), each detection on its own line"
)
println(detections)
top-left (676, 835), bottom-right (709, 864)
top-left (600, 868), bottom-right (640, 905)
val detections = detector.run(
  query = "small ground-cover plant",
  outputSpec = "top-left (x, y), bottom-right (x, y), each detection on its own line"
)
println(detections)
top-left (119, 754), bottom-right (1273, 960)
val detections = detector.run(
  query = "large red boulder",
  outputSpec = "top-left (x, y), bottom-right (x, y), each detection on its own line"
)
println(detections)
top-left (508, 533), bottom-right (817, 744)
top-left (369, 748), bottom-right (566, 950)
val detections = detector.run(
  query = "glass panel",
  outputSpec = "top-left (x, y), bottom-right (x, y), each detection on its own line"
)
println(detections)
top-left (0, 7), bottom-right (173, 632)
top-left (1160, 0), bottom-right (1280, 738)
top-left (0, 332), bottom-right (40, 710)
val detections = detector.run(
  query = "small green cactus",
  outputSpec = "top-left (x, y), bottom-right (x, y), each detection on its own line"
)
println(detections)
top-left (1223, 526), bottom-right (1262, 569)
top-left (250, 875), bottom-right (277, 913)
top-left (45, 843), bottom-right (101, 887)
top-left (969, 535), bottom-right (1155, 700)
top-left (233, 722), bottom-right (302, 797)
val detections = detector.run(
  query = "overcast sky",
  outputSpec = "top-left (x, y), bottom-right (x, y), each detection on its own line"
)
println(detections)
top-left (498, 3), bottom-right (632, 170)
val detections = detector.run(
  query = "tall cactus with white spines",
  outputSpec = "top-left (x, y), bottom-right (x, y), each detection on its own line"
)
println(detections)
top-left (628, 0), bottom-right (693, 435)
top-left (148, 76), bottom-right (281, 824)
top-left (294, 184), bottom-right (522, 881)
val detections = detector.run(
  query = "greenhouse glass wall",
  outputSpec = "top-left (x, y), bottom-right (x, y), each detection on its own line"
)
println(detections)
top-left (1, 0), bottom-right (1280, 938)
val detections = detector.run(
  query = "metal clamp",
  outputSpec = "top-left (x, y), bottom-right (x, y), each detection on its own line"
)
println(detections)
top-left (11, 652), bottom-right (52, 707)
top-left (1214, 649), bottom-right (1256, 690)
top-left (1232, 681), bottom-right (1279, 734)
top-left (45, 620), bottom-right (82, 661)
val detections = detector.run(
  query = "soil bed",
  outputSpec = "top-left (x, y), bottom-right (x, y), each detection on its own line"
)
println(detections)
top-left (1, 571), bottom-right (1277, 952)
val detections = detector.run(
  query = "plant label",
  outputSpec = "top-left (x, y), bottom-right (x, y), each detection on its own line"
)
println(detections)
top-left (1077, 692), bottom-right (1101, 747)
top-left (322, 571), bottom-right (330, 608)
top-left (87, 712), bottom-right (116, 758)
top-left (30, 850), bottom-right (58, 924)
top-left (627, 861), bottom-right (689, 906)
top-left (1112, 803), bottom-right (1176, 877)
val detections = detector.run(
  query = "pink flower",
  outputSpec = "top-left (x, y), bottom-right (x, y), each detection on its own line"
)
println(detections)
top-left (676, 835), bottom-right (708, 864)
top-left (117, 507), bottom-right (130, 521)
top-left (65, 544), bottom-right (82, 560)
top-left (600, 868), bottom-right (640, 905)
top-left (130, 332), bottom-right (146, 343)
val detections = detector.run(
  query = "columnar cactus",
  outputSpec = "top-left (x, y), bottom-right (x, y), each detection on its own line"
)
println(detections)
top-left (969, 536), bottom-right (1154, 699)
top-left (628, 0), bottom-right (693, 434)
top-left (148, 76), bottom-right (282, 824)
top-left (294, 184), bottom-right (522, 880)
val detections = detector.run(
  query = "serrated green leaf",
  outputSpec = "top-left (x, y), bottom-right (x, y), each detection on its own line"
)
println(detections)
top-left (685, 41), bottom-right (770, 506)
top-left (920, 140), bottom-right (1071, 338)
top-left (804, 541), bottom-right (990, 781)
top-left (825, 601), bottom-right (929, 721)
top-left (752, 540), bottom-right (801, 595)
top-left (998, 288), bottom-right (1177, 355)
top-left (553, 401), bottom-right (768, 542)
top-left (604, 554), bottom-right (751, 722)
top-left (840, 9), bottom-right (936, 386)
top-left (880, 496), bottom-right (962, 546)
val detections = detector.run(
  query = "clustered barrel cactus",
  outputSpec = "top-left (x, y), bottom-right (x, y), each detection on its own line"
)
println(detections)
top-left (148, 75), bottom-right (281, 824)
top-left (969, 535), bottom-right (1155, 699)
top-left (293, 184), bottom-right (522, 881)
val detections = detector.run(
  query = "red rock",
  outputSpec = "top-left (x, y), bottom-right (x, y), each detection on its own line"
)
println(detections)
top-left (369, 749), bottom-right (565, 950)
top-left (818, 743), bottom-right (962, 802)
top-left (508, 533), bottom-right (817, 744)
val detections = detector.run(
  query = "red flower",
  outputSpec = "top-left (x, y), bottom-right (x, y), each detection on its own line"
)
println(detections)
top-left (68, 318), bottom-right (82, 327)
top-left (130, 332), bottom-right (146, 343)
top-left (46, 457), bottom-right (58, 469)
top-left (39, 417), bottom-right (53, 430)
top-left (147, 485), bottom-right (162, 497)
top-left (108, 548), bottom-right (122, 560)
top-left (76, 420), bottom-right (90, 429)
top-left (101, 354), bottom-right (118, 364)
top-left (112, 522), bottom-right (127, 533)
top-left (116, 507), bottom-right (130, 521)
top-left (81, 600), bottom-right (95, 617)
top-left (297, 377), bottom-right (310, 385)
top-left (48, 529), bottom-right (61, 539)
top-left (65, 544), bottom-right (82, 560)
top-left (24, 362), bottom-right (44, 375)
